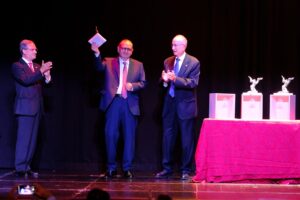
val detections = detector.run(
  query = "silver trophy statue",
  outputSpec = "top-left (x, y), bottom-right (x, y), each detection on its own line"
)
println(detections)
top-left (247, 76), bottom-right (263, 94)
top-left (276, 75), bottom-right (294, 94)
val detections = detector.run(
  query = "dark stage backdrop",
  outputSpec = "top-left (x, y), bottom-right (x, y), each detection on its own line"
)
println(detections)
top-left (0, 0), bottom-right (299, 172)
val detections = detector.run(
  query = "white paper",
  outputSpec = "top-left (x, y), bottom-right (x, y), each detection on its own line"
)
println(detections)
top-left (88, 32), bottom-right (107, 47)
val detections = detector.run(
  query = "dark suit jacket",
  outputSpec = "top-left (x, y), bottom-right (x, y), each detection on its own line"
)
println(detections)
top-left (162, 54), bottom-right (200, 119)
top-left (94, 56), bottom-right (146, 116)
top-left (11, 59), bottom-right (44, 116)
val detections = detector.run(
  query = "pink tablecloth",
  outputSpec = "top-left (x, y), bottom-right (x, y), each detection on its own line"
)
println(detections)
top-left (193, 118), bottom-right (300, 183)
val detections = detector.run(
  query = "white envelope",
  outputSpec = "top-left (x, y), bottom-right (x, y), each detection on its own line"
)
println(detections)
top-left (88, 32), bottom-right (107, 47)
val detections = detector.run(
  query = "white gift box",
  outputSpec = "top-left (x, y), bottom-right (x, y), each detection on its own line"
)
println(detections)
top-left (241, 93), bottom-right (263, 120)
top-left (209, 93), bottom-right (236, 119)
top-left (270, 94), bottom-right (295, 120)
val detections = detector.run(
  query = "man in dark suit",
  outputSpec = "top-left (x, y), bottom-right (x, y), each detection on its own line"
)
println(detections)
top-left (91, 39), bottom-right (146, 179)
top-left (156, 35), bottom-right (200, 180)
top-left (12, 39), bottom-right (53, 178)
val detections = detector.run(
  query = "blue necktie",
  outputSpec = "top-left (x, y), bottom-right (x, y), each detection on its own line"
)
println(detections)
top-left (169, 58), bottom-right (180, 97)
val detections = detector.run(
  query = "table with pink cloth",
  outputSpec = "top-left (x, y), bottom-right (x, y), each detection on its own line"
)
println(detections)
top-left (193, 118), bottom-right (300, 183)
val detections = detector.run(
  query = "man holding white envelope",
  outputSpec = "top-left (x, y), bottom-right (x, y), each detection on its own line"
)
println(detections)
top-left (90, 34), bottom-right (146, 179)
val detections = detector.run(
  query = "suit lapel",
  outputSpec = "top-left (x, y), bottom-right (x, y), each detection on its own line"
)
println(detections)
top-left (21, 58), bottom-right (40, 74)
top-left (32, 63), bottom-right (39, 72)
top-left (169, 57), bottom-right (176, 72)
top-left (127, 59), bottom-right (133, 81)
top-left (112, 58), bottom-right (120, 81)
top-left (178, 54), bottom-right (189, 76)
top-left (20, 59), bottom-right (33, 74)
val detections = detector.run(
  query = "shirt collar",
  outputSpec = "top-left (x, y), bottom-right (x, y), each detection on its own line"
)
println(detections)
top-left (177, 53), bottom-right (186, 62)
top-left (119, 58), bottom-right (129, 66)
top-left (22, 57), bottom-right (32, 65)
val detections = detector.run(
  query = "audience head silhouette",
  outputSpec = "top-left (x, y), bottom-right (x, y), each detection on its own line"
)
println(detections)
top-left (157, 194), bottom-right (172, 200)
top-left (87, 188), bottom-right (110, 200)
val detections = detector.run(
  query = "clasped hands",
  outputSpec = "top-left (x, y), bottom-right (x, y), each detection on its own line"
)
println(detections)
top-left (40, 60), bottom-right (53, 82)
top-left (162, 70), bottom-right (176, 82)
top-left (40, 60), bottom-right (53, 74)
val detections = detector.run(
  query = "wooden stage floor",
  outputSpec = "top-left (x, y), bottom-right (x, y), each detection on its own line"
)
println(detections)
top-left (1, 169), bottom-right (300, 199)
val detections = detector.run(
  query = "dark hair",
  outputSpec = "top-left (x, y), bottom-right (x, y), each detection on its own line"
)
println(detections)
top-left (86, 188), bottom-right (110, 200)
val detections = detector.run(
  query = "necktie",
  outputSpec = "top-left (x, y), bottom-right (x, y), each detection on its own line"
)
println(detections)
top-left (28, 62), bottom-right (34, 72)
top-left (169, 58), bottom-right (180, 97)
top-left (121, 62), bottom-right (128, 99)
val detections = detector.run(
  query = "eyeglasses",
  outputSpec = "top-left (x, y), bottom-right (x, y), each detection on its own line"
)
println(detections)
top-left (171, 43), bottom-right (186, 48)
top-left (120, 47), bottom-right (133, 52)
top-left (25, 48), bottom-right (38, 52)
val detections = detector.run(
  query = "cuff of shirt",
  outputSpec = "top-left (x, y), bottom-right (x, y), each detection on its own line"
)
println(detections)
top-left (45, 76), bottom-right (51, 84)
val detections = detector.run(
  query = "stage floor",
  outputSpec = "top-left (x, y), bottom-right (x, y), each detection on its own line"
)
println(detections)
top-left (1, 169), bottom-right (300, 199)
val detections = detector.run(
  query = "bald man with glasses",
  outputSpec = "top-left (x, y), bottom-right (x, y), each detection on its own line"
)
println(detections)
top-left (91, 39), bottom-right (146, 179)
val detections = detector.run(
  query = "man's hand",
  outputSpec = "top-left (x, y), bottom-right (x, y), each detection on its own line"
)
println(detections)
top-left (167, 71), bottom-right (176, 82)
top-left (40, 60), bottom-right (53, 74)
top-left (162, 70), bottom-right (169, 82)
top-left (91, 42), bottom-right (100, 54)
top-left (126, 83), bottom-right (133, 91)
top-left (44, 69), bottom-right (51, 83)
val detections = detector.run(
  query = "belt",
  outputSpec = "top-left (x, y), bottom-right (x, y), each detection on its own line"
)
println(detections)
top-left (115, 94), bottom-right (122, 97)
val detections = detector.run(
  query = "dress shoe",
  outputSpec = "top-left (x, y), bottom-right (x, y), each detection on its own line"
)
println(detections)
top-left (181, 173), bottom-right (191, 180)
top-left (27, 170), bottom-right (39, 178)
top-left (123, 170), bottom-right (133, 179)
top-left (155, 170), bottom-right (172, 179)
top-left (100, 170), bottom-right (117, 179)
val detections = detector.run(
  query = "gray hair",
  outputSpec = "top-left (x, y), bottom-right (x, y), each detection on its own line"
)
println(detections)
top-left (19, 39), bottom-right (34, 54)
